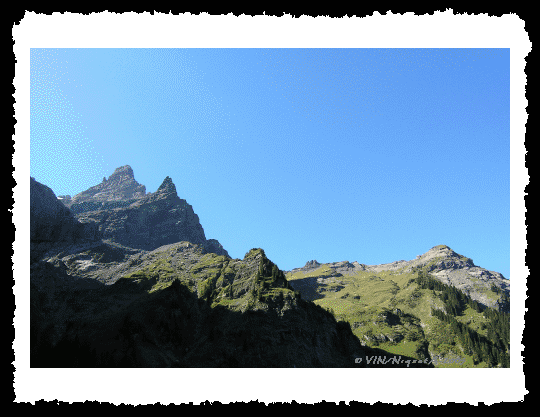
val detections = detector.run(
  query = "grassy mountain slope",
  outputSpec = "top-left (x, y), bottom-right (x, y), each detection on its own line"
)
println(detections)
top-left (286, 260), bottom-right (509, 368)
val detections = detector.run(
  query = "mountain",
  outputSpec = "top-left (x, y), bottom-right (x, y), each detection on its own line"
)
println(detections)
top-left (286, 245), bottom-right (509, 312)
top-left (31, 170), bottom-right (431, 368)
top-left (58, 166), bottom-right (228, 257)
top-left (285, 247), bottom-right (510, 367)
top-left (60, 165), bottom-right (147, 211)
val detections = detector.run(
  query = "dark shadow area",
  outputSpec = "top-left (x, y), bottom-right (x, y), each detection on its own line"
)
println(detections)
top-left (287, 277), bottom-right (328, 302)
top-left (31, 274), bottom-right (433, 368)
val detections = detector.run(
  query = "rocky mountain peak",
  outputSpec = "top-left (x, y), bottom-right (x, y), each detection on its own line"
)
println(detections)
top-left (305, 260), bottom-right (320, 268)
top-left (427, 244), bottom-right (455, 256)
top-left (156, 176), bottom-right (177, 196)
top-left (59, 167), bottom-right (228, 256)
top-left (108, 165), bottom-right (135, 181)
top-left (98, 165), bottom-right (146, 200)
top-left (67, 165), bottom-right (146, 206)
top-left (417, 245), bottom-right (474, 266)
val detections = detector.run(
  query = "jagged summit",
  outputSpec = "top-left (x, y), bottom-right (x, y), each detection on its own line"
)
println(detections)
top-left (49, 165), bottom-right (229, 257)
top-left (108, 165), bottom-right (135, 181)
top-left (136, 175), bottom-right (180, 207)
top-left (305, 260), bottom-right (320, 269)
top-left (65, 165), bottom-right (146, 207)
top-left (156, 176), bottom-right (177, 196)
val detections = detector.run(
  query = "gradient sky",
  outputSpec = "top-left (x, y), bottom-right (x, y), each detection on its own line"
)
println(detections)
top-left (30, 48), bottom-right (510, 279)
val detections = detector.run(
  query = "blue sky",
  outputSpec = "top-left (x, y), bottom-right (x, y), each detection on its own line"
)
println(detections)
top-left (30, 48), bottom-right (510, 279)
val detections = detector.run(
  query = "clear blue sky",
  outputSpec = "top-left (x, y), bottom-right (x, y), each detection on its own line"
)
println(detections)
top-left (30, 48), bottom-right (510, 279)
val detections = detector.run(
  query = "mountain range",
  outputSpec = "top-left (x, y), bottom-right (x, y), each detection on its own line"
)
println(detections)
top-left (29, 165), bottom-right (510, 367)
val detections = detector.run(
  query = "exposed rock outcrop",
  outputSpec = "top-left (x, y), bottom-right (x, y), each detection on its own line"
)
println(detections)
top-left (58, 166), bottom-right (228, 257)
top-left (204, 239), bottom-right (229, 258)
top-left (305, 260), bottom-right (320, 269)
top-left (75, 176), bottom-right (220, 254)
top-left (61, 166), bottom-right (146, 214)
top-left (413, 245), bottom-right (509, 312)
top-left (65, 165), bottom-right (147, 208)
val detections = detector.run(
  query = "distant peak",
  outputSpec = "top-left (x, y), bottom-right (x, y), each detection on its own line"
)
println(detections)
top-left (102, 165), bottom-right (136, 185)
top-left (156, 176), bottom-right (177, 195)
top-left (305, 260), bottom-right (320, 268)
top-left (69, 165), bottom-right (146, 205)
top-left (109, 165), bottom-right (135, 180)
top-left (420, 245), bottom-right (466, 261)
top-left (431, 244), bottom-right (451, 251)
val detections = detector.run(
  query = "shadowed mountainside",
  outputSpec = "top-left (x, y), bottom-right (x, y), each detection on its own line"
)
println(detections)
top-left (31, 243), bottom-right (432, 368)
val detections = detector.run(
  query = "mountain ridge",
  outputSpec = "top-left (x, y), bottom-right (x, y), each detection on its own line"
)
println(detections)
top-left (56, 166), bottom-right (228, 257)
top-left (286, 244), bottom-right (509, 313)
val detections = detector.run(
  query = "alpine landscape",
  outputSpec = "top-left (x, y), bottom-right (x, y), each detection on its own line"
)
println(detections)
top-left (30, 165), bottom-right (510, 368)
top-left (18, 18), bottom-right (529, 406)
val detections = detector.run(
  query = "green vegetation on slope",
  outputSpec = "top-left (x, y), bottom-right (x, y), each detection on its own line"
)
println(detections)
top-left (286, 264), bottom-right (509, 368)
top-left (415, 269), bottom-right (509, 367)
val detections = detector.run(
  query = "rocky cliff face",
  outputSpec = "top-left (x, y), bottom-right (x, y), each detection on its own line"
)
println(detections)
top-left (30, 177), bottom-right (100, 262)
top-left (410, 245), bottom-right (509, 312)
top-left (58, 166), bottom-right (228, 257)
top-left (75, 176), bottom-right (207, 251)
top-left (64, 165), bottom-right (147, 208)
